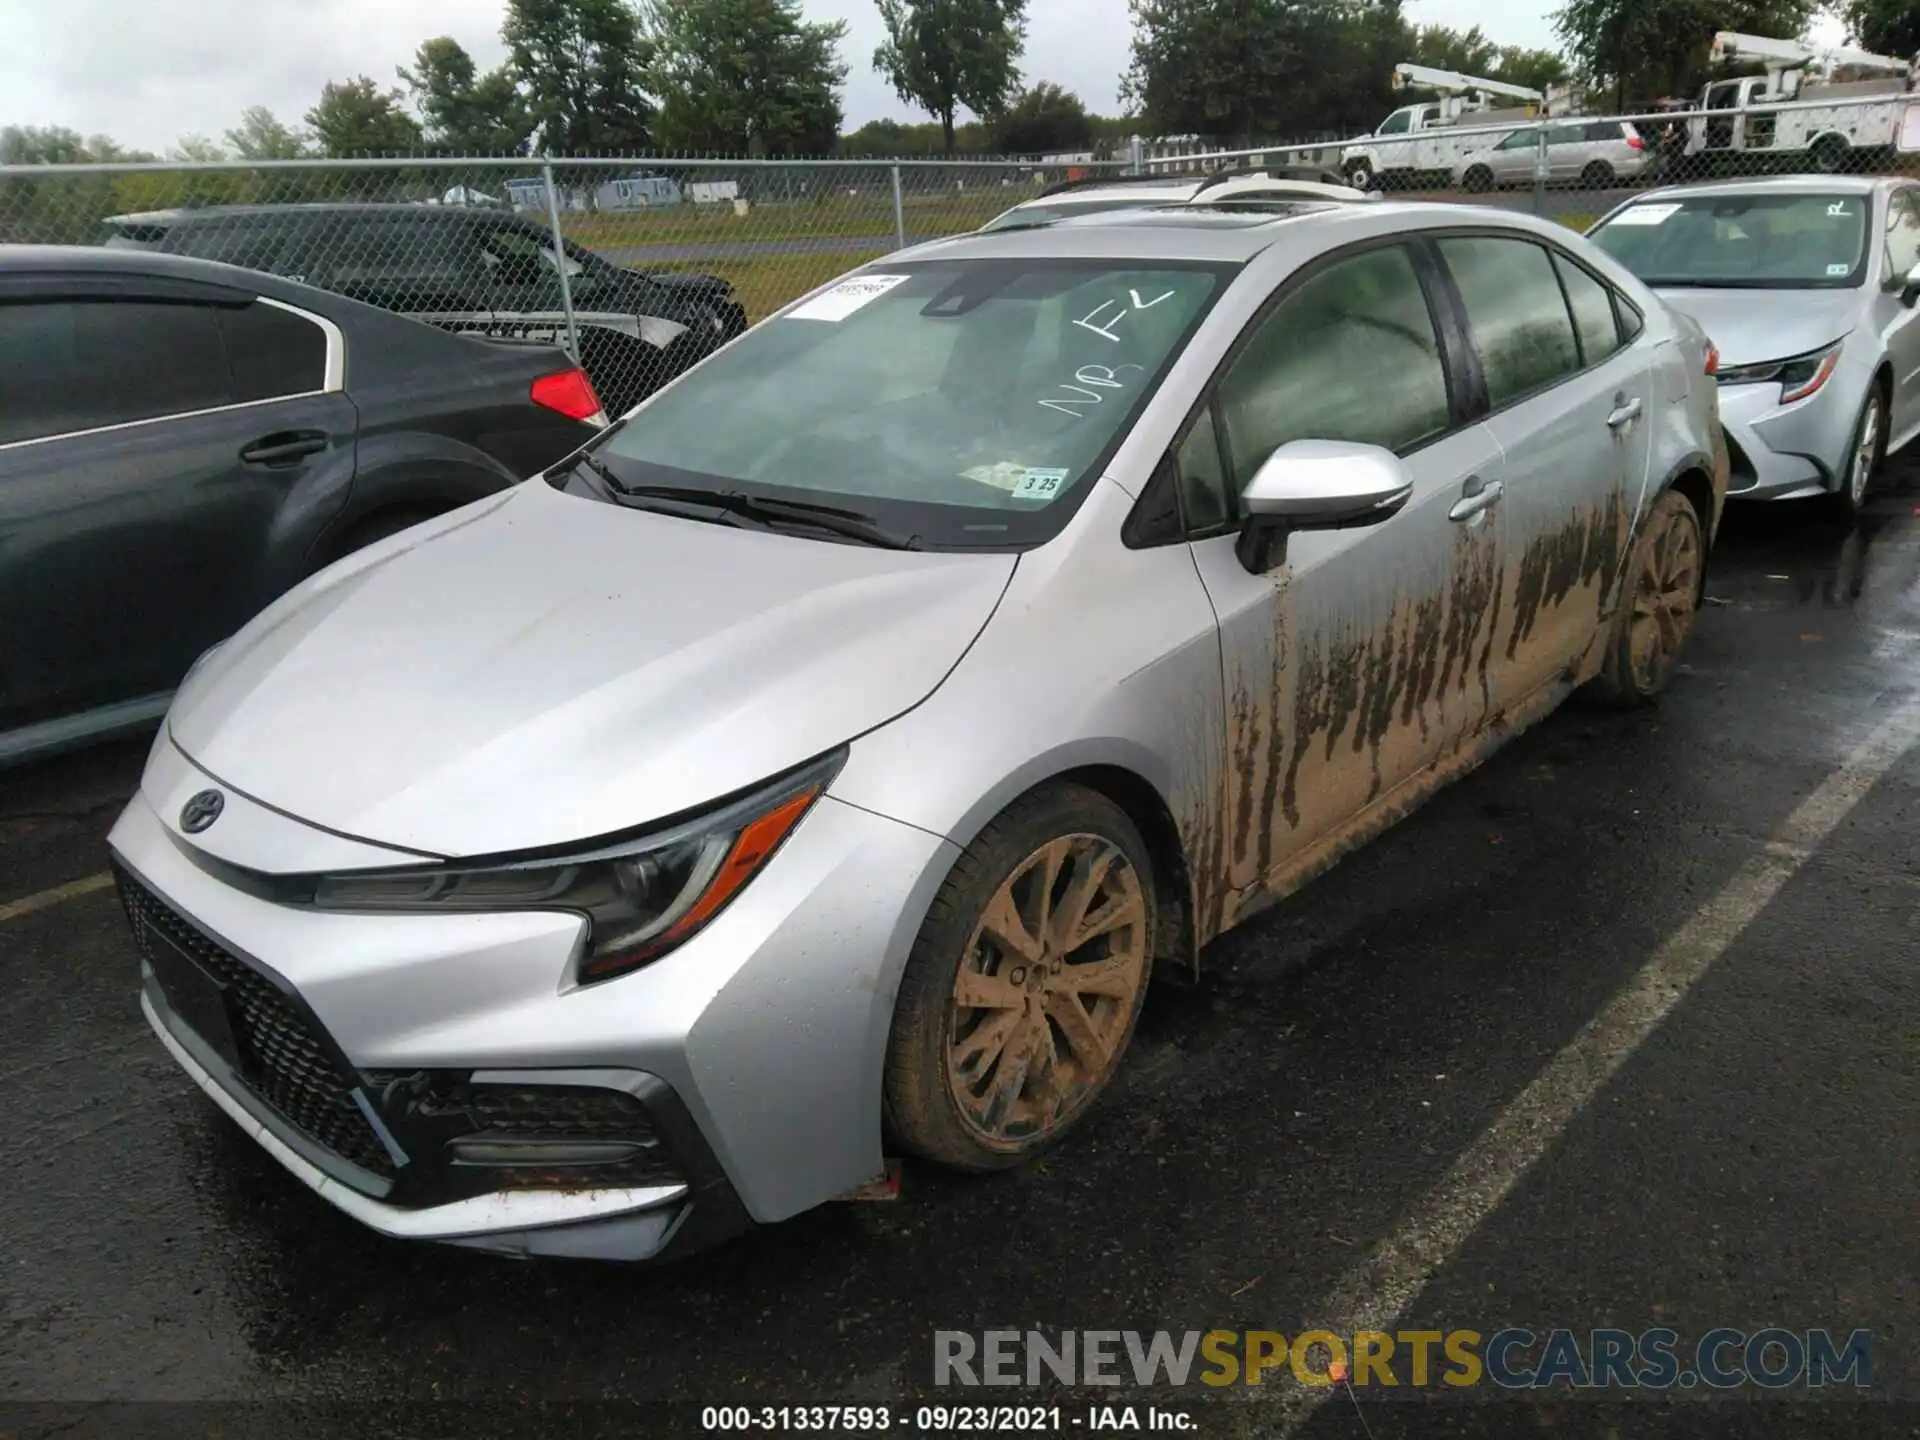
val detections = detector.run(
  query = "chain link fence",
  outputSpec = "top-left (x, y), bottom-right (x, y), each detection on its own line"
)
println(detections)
top-left (4, 90), bottom-right (1916, 411)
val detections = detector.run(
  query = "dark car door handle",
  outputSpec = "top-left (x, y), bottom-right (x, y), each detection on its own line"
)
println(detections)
top-left (240, 431), bottom-right (329, 467)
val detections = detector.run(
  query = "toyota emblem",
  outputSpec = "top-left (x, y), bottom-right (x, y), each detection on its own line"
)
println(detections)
top-left (179, 789), bottom-right (225, 834)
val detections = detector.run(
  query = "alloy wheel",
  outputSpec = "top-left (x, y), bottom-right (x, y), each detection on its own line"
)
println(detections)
top-left (945, 833), bottom-right (1149, 1150)
top-left (1849, 394), bottom-right (1880, 506)
top-left (1627, 505), bottom-right (1703, 693)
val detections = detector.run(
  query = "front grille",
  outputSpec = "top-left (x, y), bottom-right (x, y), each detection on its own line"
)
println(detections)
top-left (117, 866), bottom-right (395, 1179)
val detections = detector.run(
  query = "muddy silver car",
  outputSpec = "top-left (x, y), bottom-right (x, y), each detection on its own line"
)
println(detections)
top-left (1457, 120), bottom-right (1652, 192)
top-left (1589, 175), bottom-right (1920, 518)
top-left (112, 200), bottom-right (1727, 1262)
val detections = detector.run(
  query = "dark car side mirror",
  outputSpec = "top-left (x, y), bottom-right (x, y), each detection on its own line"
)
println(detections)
top-left (1902, 261), bottom-right (1920, 307)
top-left (1233, 439), bottom-right (1414, 575)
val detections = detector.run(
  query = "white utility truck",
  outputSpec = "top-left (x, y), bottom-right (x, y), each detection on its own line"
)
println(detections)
top-left (1687, 30), bottom-right (1917, 171)
top-left (1340, 65), bottom-right (1544, 190)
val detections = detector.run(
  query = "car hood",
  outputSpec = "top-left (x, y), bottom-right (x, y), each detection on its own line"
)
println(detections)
top-left (1652, 287), bottom-right (1862, 367)
top-left (169, 483), bottom-right (1016, 860)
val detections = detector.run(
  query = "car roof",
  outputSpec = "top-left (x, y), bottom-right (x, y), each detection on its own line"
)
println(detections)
top-left (1012, 181), bottom-right (1201, 210)
top-left (895, 199), bottom-right (1574, 265)
top-left (102, 202), bottom-right (513, 226)
top-left (0, 242), bottom-right (387, 317)
top-left (1625, 174), bottom-right (1891, 206)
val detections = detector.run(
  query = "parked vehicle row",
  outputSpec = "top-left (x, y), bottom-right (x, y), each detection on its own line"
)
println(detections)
top-left (105, 192), bottom-right (1731, 1263)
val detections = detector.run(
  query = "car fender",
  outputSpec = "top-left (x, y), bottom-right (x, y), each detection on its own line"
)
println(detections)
top-left (312, 429), bottom-right (521, 563)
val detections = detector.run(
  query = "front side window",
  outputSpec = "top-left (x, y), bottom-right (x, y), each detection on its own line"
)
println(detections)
top-left (1495, 130), bottom-right (1535, 151)
top-left (1377, 109), bottom-right (1414, 136)
top-left (1438, 236), bottom-right (1580, 406)
top-left (1214, 244), bottom-right (1451, 490)
top-left (1589, 192), bottom-right (1870, 288)
top-left (1884, 192), bottom-right (1920, 280)
top-left (593, 260), bottom-right (1225, 548)
top-left (0, 299), bottom-right (231, 445)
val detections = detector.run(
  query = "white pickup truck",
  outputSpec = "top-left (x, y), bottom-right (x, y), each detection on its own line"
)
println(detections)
top-left (1685, 33), bottom-right (1917, 173)
top-left (1340, 65), bottom-right (1545, 191)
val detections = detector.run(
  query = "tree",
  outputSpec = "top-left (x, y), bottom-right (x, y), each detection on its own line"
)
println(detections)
top-left (644, 0), bottom-right (847, 154)
top-left (1840, 0), bottom-right (1920, 56)
top-left (1123, 0), bottom-right (1400, 146)
top-left (399, 37), bottom-right (535, 154)
top-left (873, 0), bottom-right (1029, 154)
top-left (990, 81), bottom-right (1092, 154)
top-left (170, 135), bottom-right (230, 162)
top-left (225, 107), bottom-right (312, 159)
top-left (1494, 45), bottom-right (1573, 92)
top-left (306, 77), bottom-right (426, 155)
top-left (504, 0), bottom-right (655, 153)
top-left (1553, 0), bottom-right (1818, 107)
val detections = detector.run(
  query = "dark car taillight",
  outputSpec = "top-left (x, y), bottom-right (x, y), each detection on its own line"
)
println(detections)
top-left (531, 367), bottom-right (606, 425)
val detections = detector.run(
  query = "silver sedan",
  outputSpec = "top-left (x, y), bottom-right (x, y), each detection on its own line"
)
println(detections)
top-left (110, 199), bottom-right (1727, 1261)
top-left (1588, 175), bottom-right (1920, 518)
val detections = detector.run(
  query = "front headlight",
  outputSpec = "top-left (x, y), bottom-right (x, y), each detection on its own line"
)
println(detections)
top-left (1716, 341), bottom-right (1842, 404)
top-left (308, 751), bottom-right (843, 984)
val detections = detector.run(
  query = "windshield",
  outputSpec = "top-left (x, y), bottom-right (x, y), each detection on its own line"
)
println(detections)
top-left (981, 197), bottom-right (1189, 232)
top-left (592, 260), bottom-right (1225, 548)
top-left (1589, 193), bottom-right (1870, 288)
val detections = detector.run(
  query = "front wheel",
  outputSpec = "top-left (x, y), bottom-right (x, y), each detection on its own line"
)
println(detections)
top-left (883, 785), bottom-right (1156, 1171)
top-left (1830, 386), bottom-right (1883, 523)
top-left (1580, 160), bottom-right (1614, 189)
top-left (1345, 160), bottom-right (1376, 192)
top-left (1584, 489), bottom-right (1705, 708)
top-left (1462, 165), bottom-right (1493, 194)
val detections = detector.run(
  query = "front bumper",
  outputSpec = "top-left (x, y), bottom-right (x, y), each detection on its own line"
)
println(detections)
top-left (1716, 372), bottom-right (1857, 501)
top-left (110, 744), bottom-right (956, 1259)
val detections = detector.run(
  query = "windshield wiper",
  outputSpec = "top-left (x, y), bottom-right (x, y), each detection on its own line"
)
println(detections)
top-left (614, 482), bottom-right (921, 550)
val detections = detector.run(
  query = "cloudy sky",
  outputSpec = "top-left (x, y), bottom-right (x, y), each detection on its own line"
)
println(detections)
top-left (0, 0), bottom-right (1843, 155)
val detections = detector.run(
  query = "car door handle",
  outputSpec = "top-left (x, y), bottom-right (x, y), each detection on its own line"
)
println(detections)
top-left (1607, 397), bottom-right (1644, 429)
top-left (239, 431), bottom-right (329, 467)
top-left (1448, 477), bottom-right (1504, 521)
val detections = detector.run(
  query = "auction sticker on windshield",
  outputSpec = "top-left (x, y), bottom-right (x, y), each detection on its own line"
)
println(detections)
top-left (787, 274), bottom-right (911, 322)
top-left (1011, 468), bottom-right (1071, 502)
top-left (1611, 204), bottom-right (1681, 226)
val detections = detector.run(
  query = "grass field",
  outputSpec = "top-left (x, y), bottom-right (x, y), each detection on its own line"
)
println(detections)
top-left (566, 186), bottom-right (1022, 250)
top-left (626, 209), bottom-right (1601, 327)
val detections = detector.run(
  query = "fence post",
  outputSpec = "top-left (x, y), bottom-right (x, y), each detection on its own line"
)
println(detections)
top-left (541, 159), bottom-right (582, 363)
top-left (890, 165), bottom-right (907, 250)
top-left (1532, 119), bottom-right (1549, 217)
top-left (1128, 135), bottom-right (1145, 176)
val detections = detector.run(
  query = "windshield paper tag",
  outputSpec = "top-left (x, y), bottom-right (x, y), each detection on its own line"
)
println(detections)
top-left (786, 274), bottom-right (910, 321)
top-left (1827, 262), bottom-right (1852, 275)
top-left (1612, 203), bottom-right (1680, 226)
top-left (1011, 468), bottom-right (1070, 502)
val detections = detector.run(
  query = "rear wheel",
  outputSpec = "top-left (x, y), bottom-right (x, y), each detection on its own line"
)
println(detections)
top-left (1462, 165), bottom-right (1494, 194)
top-left (1580, 160), bottom-right (1615, 189)
top-left (1584, 490), bottom-right (1704, 708)
top-left (1811, 134), bottom-right (1850, 174)
top-left (883, 785), bottom-right (1156, 1172)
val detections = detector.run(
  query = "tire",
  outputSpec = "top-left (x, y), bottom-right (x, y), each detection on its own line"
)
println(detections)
top-left (1580, 160), bottom-right (1614, 189)
top-left (883, 784), bottom-right (1157, 1172)
top-left (1811, 135), bottom-right (1849, 174)
top-left (1584, 489), bottom-right (1706, 708)
top-left (1345, 159), bottom-right (1376, 192)
top-left (1462, 165), bottom-right (1493, 194)
top-left (1828, 385), bottom-right (1884, 523)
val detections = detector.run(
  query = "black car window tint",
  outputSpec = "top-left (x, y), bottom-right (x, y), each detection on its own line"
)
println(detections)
top-left (0, 299), bottom-right (232, 444)
top-left (218, 301), bottom-right (329, 402)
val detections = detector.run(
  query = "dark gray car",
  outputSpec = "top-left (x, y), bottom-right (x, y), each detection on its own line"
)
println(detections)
top-left (0, 245), bottom-right (607, 765)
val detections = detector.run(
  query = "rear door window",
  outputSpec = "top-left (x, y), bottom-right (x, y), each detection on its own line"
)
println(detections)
top-left (306, 217), bottom-right (486, 309)
top-left (1437, 236), bottom-right (1581, 406)
top-left (166, 220), bottom-right (294, 273)
top-left (1551, 252), bottom-right (1627, 366)
top-left (217, 301), bottom-right (329, 401)
top-left (0, 299), bottom-right (233, 445)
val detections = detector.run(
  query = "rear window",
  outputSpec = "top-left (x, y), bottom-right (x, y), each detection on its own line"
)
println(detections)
top-left (1590, 192), bottom-right (1870, 288)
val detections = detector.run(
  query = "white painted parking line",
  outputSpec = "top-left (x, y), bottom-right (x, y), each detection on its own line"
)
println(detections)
top-left (1266, 687), bottom-right (1920, 1434)
top-left (0, 872), bottom-right (113, 924)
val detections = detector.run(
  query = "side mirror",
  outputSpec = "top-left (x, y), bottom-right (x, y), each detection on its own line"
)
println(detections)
top-left (1902, 261), bottom-right (1920, 306)
top-left (1234, 439), bottom-right (1414, 575)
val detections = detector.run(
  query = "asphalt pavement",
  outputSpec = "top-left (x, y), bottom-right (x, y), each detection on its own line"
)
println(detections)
top-left (3, 470), bottom-right (1918, 1439)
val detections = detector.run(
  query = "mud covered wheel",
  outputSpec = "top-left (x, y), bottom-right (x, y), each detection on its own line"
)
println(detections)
top-left (1830, 386), bottom-right (1883, 523)
top-left (883, 786), bottom-right (1155, 1171)
top-left (1586, 489), bottom-right (1704, 707)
